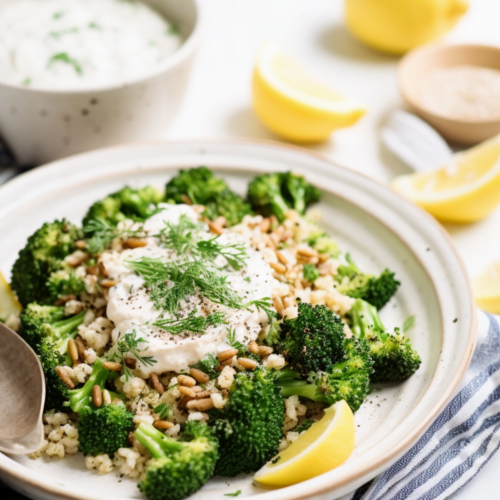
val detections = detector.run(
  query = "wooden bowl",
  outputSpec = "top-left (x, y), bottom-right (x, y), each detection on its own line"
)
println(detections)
top-left (398, 44), bottom-right (500, 146)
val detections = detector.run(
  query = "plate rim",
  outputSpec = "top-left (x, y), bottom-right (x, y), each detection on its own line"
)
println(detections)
top-left (0, 138), bottom-right (478, 500)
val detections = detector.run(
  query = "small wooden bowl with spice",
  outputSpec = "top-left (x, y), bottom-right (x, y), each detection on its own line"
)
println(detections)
top-left (398, 44), bottom-right (500, 146)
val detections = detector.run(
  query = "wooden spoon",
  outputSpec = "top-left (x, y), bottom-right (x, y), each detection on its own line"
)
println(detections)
top-left (0, 322), bottom-right (45, 454)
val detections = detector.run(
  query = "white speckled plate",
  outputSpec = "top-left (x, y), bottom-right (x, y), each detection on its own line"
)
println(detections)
top-left (0, 140), bottom-right (477, 500)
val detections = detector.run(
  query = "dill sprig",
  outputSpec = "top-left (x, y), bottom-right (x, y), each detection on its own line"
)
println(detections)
top-left (107, 329), bottom-right (156, 380)
top-left (83, 217), bottom-right (146, 254)
top-left (153, 403), bottom-right (172, 420)
top-left (154, 311), bottom-right (226, 335)
top-left (156, 215), bottom-right (248, 270)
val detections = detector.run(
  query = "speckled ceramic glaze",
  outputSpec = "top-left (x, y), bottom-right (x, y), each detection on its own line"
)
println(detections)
top-left (0, 0), bottom-right (201, 166)
top-left (0, 140), bottom-right (477, 500)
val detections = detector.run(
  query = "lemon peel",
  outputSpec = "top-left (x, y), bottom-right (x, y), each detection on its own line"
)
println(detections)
top-left (473, 262), bottom-right (500, 314)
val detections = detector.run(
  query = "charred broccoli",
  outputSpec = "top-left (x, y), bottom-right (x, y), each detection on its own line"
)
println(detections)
top-left (67, 359), bottom-right (133, 456)
top-left (11, 220), bottom-right (83, 306)
top-left (336, 254), bottom-right (400, 310)
top-left (135, 421), bottom-right (219, 500)
top-left (247, 171), bottom-right (320, 222)
top-left (165, 166), bottom-right (252, 227)
top-left (210, 368), bottom-right (284, 476)
top-left (280, 302), bottom-right (346, 376)
top-left (19, 304), bottom-right (86, 410)
top-left (349, 299), bottom-right (421, 383)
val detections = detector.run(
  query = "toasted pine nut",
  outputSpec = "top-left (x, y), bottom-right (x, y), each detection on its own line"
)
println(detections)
top-left (86, 266), bottom-right (99, 276)
top-left (125, 357), bottom-right (137, 369)
top-left (150, 373), bottom-right (165, 395)
top-left (190, 368), bottom-right (210, 384)
top-left (297, 247), bottom-right (318, 258)
top-left (217, 348), bottom-right (238, 362)
top-left (75, 240), bottom-right (87, 249)
top-left (276, 251), bottom-right (288, 265)
top-left (103, 361), bottom-right (123, 372)
top-left (178, 375), bottom-right (196, 387)
top-left (269, 234), bottom-right (280, 248)
top-left (186, 398), bottom-right (215, 411)
top-left (273, 296), bottom-right (284, 316)
top-left (195, 390), bottom-right (212, 399)
top-left (294, 277), bottom-right (303, 291)
top-left (248, 341), bottom-right (260, 354)
top-left (270, 262), bottom-right (286, 274)
top-left (180, 194), bottom-right (192, 205)
top-left (259, 218), bottom-right (271, 233)
top-left (154, 420), bottom-right (174, 430)
top-left (55, 366), bottom-right (75, 389)
top-left (122, 238), bottom-right (148, 249)
top-left (237, 357), bottom-right (258, 370)
top-left (208, 221), bottom-right (223, 235)
top-left (191, 385), bottom-right (203, 393)
top-left (318, 253), bottom-right (329, 263)
top-left (103, 389), bottom-right (112, 405)
top-left (92, 385), bottom-right (102, 407)
top-left (100, 279), bottom-right (120, 288)
top-left (179, 386), bottom-right (197, 398)
top-left (283, 296), bottom-right (294, 309)
top-left (214, 216), bottom-right (227, 228)
top-left (65, 251), bottom-right (88, 268)
top-left (68, 339), bottom-right (79, 364)
top-left (258, 346), bottom-right (274, 356)
top-left (54, 294), bottom-right (77, 306)
top-left (220, 357), bottom-right (235, 367)
top-left (280, 230), bottom-right (294, 242)
top-left (75, 337), bottom-right (87, 359)
top-left (98, 261), bottom-right (108, 276)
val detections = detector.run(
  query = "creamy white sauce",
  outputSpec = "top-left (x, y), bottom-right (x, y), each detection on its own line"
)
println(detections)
top-left (103, 204), bottom-right (278, 374)
top-left (0, 0), bottom-right (182, 90)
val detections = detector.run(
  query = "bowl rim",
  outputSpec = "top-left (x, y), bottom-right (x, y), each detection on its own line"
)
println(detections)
top-left (0, 0), bottom-right (203, 95)
top-left (398, 42), bottom-right (500, 125)
top-left (0, 138), bottom-right (478, 500)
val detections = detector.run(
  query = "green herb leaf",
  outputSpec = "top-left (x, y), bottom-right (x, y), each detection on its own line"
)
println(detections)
top-left (224, 491), bottom-right (242, 497)
top-left (154, 311), bottom-right (226, 335)
top-left (153, 403), bottom-right (172, 420)
top-left (47, 52), bottom-right (83, 75)
top-left (402, 315), bottom-right (416, 333)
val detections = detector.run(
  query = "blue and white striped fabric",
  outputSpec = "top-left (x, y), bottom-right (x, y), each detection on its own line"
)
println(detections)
top-left (343, 312), bottom-right (500, 500)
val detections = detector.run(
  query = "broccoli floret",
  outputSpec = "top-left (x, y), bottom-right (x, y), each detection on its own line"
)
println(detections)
top-left (349, 299), bottom-right (421, 383)
top-left (247, 172), bottom-right (320, 222)
top-left (302, 263), bottom-right (320, 283)
top-left (277, 337), bottom-right (373, 413)
top-left (19, 304), bottom-right (86, 409)
top-left (165, 167), bottom-right (252, 227)
top-left (210, 368), bottom-right (284, 476)
top-left (336, 254), bottom-right (400, 310)
top-left (47, 270), bottom-right (87, 302)
top-left (11, 220), bottom-right (82, 306)
top-left (66, 359), bottom-right (133, 456)
top-left (83, 185), bottom-right (164, 230)
top-left (280, 302), bottom-right (346, 376)
top-left (134, 421), bottom-right (219, 500)
top-left (305, 224), bottom-right (340, 258)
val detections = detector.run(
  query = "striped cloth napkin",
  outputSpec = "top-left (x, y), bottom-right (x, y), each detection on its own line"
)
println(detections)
top-left (0, 157), bottom-right (498, 500)
top-left (343, 311), bottom-right (500, 500)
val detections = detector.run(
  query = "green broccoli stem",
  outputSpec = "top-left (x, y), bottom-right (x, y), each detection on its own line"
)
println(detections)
top-left (68, 359), bottom-right (110, 414)
top-left (134, 423), bottom-right (185, 459)
top-left (277, 378), bottom-right (321, 402)
top-left (350, 299), bottom-right (387, 340)
top-left (53, 310), bottom-right (86, 355)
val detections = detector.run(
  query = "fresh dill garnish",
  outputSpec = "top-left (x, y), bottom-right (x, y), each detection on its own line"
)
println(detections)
top-left (246, 297), bottom-right (276, 321)
top-left (153, 403), bottom-right (172, 420)
top-left (49, 27), bottom-right (79, 39)
top-left (166, 25), bottom-right (180, 35)
top-left (83, 217), bottom-right (146, 254)
top-left (22, 78), bottom-right (31, 86)
top-left (224, 491), bottom-right (242, 497)
top-left (244, 277), bottom-right (251, 283)
top-left (47, 52), bottom-right (83, 75)
top-left (156, 215), bottom-right (248, 270)
top-left (402, 315), bottom-right (416, 333)
top-left (154, 311), bottom-right (226, 335)
top-left (88, 21), bottom-right (101, 29)
top-left (107, 329), bottom-right (156, 380)
top-left (190, 353), bottom-right (220, 379)
top-left (53, 11), bottom-right (64, 19)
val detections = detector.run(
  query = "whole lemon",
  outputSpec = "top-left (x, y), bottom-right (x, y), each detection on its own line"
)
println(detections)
top-left (345, 0), bottom-right (468, 55)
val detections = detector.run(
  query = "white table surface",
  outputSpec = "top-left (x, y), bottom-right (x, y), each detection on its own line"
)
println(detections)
top-left (166, 0), bottom-right (500, 497)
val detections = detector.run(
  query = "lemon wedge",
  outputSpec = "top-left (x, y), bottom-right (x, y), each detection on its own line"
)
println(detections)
top-left (252, 44), bottom-right (366, 143)
top-left (0, 270), bottom-right (21, 322)
top-left (392, 135), bottom-right (500, 222)
top-left (473, 261), bottom-right (500, 314)
top-left (254, 400), bottom-right (355, 487)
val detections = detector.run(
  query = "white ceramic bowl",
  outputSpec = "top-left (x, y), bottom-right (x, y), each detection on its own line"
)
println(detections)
top-left (0, 140), bottom-right (477, 500)
top-left (0, 0), bottom-right (201, 166)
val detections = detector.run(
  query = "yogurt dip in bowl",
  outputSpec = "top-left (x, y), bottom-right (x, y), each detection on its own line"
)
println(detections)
top-left (0, 0), bottom-right (201, 165)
